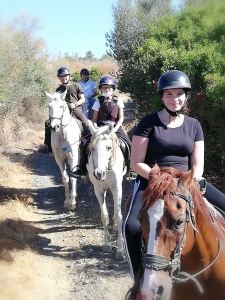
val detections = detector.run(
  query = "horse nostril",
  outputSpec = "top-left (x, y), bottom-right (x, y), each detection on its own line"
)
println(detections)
top-left (157, 286), bottom-right (164, 296)
top-left (151, 285), bottom-right (164, 298)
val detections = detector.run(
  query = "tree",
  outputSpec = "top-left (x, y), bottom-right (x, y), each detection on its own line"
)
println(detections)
top-left (0, 15), bottom-right (52, 117)
top-left (108, 0), bottom-right (225, 176)
top-left (84, 51), bottom-right (95, 61)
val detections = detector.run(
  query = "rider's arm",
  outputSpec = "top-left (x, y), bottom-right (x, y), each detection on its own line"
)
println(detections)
top-left (92, 110), bottom-right (99, 129)
top-left (130, 135), bottom-right (151, 180)
top-left (114, 107), bottom-right (124, 132)
top-left (68, 93), bottom-right (85, 109)
top-left (90, 87), bottom-right (98, 98)
top-left (77, 93), bottom-right (85, 106)
top-left (190, 140), bottom-right (204, 180)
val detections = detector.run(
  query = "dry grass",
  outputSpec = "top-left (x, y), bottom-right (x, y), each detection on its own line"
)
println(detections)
top-left (0, 248), bottom-right (71, 300)
top-left (46, 57), bottom-right (119, 91)
top-left (0, 111), bottom-right (65, 299)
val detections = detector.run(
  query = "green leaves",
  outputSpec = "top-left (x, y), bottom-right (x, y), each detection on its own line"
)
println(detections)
top-left (108, 0), bottom-right (225, 176)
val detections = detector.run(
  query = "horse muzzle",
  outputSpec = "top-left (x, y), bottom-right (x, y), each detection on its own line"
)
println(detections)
top-left (93, 170), bottom-right (106, 181)
top-left (141, 271), bottom-right (172, 300)
top-left (51, 124), bottom-right (60, 132)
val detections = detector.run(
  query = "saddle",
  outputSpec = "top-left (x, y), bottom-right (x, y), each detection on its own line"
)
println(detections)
top-left (71, 112), bottom-right (86, 135)
top-left (116, 133), bottom-right (130, 167)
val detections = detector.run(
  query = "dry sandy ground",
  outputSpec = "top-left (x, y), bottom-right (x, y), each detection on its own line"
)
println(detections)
top-left (0, 103), bottom-right (135, 300)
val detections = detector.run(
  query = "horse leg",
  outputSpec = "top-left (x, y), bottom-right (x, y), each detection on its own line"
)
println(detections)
top-left (94, 187), bottom-right (111, 253)
top-left (54, 155), bottom-right (70, 209)
top-left (67, 157), bottom-right (80, 211)
top-left (111, 184), bottom-right (124, 261)
top-left (67, 176), bottom-right (77, 210)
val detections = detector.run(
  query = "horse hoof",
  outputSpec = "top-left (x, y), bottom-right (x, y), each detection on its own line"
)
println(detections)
top-left (103, 245), bottom-right (112, 253)
top-left (63, 202), bottom-right (69, 209)
top-left (68, 204), bottom-right (76, 211)
top-left (116, 252), bottom-right (124, 261)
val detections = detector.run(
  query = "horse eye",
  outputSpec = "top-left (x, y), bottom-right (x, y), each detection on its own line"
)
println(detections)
top-left (107, 146), bottom-right (112, 150)
top-left (174, 219), bottom-right (184, 229)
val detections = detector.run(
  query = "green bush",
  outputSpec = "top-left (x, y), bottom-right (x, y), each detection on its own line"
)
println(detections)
top-left (110, 0), bottom-right (225, 177)
top-left (71, 67), bottom-right (103, 87)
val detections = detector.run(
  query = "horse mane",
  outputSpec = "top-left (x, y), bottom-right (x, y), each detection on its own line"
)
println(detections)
top-left (141, 165), bottom-right (221, 238)
top-left (88, 125), bottom-right (117, 160)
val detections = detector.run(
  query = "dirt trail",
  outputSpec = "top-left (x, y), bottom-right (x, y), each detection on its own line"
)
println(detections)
top-left (28, 104), bottom-right (135, 300)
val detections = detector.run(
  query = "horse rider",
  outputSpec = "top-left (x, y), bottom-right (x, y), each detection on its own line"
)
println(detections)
top-left (92, 75), bottom-right (136, 179)
top-left (124, 69), bottom-right (225, 300)
top-left (38, 67), bottom-right (90, 154)
top-left (78, 68), bottom-right (98, 120)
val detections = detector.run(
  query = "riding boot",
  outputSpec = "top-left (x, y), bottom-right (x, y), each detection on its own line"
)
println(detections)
top-left (125, 264), bottom-right (143, 300)
top-left (44, 120), bottom-right (52, 152)
top-left (70, 137), bottom-right (90, 178)
top-left (70, 159), bottom-right (87, 179)
top-left (38, 120), bottom-right (52, 154)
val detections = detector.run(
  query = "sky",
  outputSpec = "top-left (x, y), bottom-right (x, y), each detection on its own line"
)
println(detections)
top-left (0, 0), bottom-right (180, 59)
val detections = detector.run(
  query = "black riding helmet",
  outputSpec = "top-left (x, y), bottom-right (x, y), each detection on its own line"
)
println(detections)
top-left (157, 70), bottom-right (191, 117)
top-left (80, 68), bottom-right (89, 75)
top-left (57, 67), bottom-right (70, 77)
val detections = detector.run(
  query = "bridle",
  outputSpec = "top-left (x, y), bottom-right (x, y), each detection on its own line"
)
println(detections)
top-left (90, 133), bottom-right (116, 177)
top-left (141, 191), bottom-right (221, 294)
top-left (49, 103), bottom-right (72, 128)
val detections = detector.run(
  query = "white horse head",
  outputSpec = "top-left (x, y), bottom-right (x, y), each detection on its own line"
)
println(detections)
top-left (88, 123), bottom-right (118, 181)
top-left (45, 90), bottom-right (69, 132)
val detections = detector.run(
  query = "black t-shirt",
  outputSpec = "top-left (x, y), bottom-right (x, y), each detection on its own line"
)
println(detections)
top-left (56, 81), bottom-right (84, 108)
top-left (134, 112), bottom-right (204, 172)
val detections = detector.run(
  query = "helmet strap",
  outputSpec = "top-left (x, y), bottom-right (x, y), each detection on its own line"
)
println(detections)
top-left (161, 98), bottom-right (187, 117)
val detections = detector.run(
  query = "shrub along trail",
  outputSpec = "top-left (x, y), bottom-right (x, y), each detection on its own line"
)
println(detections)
top-left (30, 145), bottom-right (133, 300)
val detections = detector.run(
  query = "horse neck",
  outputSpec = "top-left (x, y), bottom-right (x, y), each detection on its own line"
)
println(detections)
top-left (61, 105), bottom-right (71, 126)
top-left (183, 212), bottom-right (220, 268)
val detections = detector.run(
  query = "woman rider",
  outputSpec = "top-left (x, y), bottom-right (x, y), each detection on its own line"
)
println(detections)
top-left (124, 70), bottom-right (225, 300)
top-left (92, 75), bottom-right (136, 179)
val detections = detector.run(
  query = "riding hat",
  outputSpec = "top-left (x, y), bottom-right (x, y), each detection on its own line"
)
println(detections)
top-left (157, 70), bottom-right (191, 92)
top-left (98, 76), bottom-right (116, 90)
top-left (80, 68), bottom-right (89, 75)
top-left (158, 70), bottom-right (191, 117)
top-left (57, 67), bottom-right (70, 77)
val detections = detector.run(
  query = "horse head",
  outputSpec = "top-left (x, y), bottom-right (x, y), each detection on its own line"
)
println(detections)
top-left (138, 165), bottom-right (202, 300)
top-left (45, 90), bottom-right (69, 132)
top-left (88, 123), bottom-right (117, 181)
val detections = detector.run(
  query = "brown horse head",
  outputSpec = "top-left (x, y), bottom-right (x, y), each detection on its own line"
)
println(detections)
top-left (138, 165), bottom-right (225, 300)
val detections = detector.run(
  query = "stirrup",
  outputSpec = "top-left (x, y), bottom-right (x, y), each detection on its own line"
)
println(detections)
top-left (126, 169), bottom-right (137, 181)
top-left (70, 169), bottom-right (86, 179)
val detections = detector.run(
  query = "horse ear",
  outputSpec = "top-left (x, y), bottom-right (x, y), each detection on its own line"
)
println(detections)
top-left (60, 90), bottom-right (67, 101)
top-left (179, 168), bottom-right (194, 187)
top-left (45, 91), bottom-right (54, 102)
top-left (45, 91), bottom-right (52, 98)
top-left (108, 124), bottom-right (114, 132)
top-left (151, 164), bottom-right (160, 176)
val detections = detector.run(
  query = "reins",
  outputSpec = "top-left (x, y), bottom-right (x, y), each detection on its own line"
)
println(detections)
top-left (62, 133), bottom-right (91, 152)
top-left (142, 191), bottom-right (221, 294)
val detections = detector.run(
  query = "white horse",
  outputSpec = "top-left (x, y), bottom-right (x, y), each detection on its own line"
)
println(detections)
top-left (87, 122), bottom-right (126, 260)
top-left (45, 90), bottom-right (82, 210)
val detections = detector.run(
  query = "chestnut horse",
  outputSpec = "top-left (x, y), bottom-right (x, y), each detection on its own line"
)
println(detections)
top-left (138, 165), bottom-right (225, 300)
